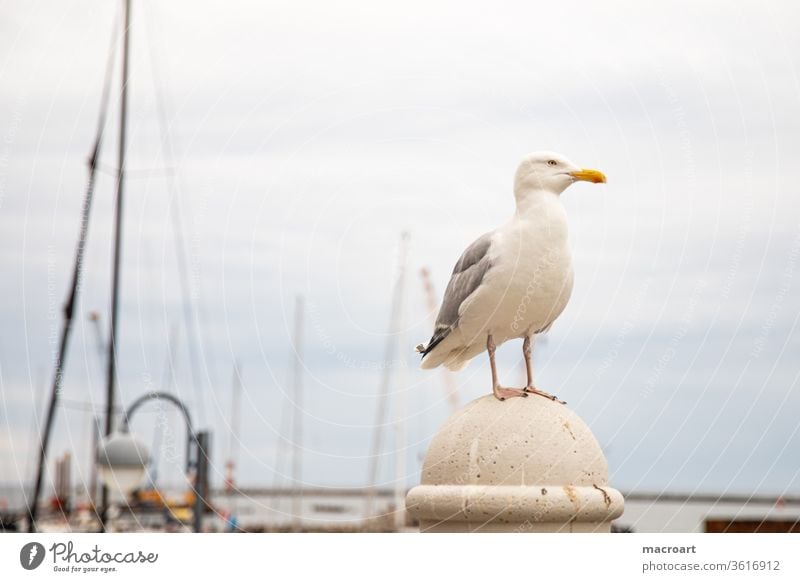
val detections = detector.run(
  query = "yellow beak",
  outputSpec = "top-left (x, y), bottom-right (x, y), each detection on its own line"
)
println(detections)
top-left (570, 168), bottom-right (607, 184)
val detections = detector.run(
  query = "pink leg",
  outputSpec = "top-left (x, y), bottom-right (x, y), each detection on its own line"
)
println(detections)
top-left (522, 335), bottom-right (566, 404)
top-left (488, 334), bottom-right (527, 401)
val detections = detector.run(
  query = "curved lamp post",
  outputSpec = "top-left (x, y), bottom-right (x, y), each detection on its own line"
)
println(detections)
top-left (96, 391), bottom-right (210, 532)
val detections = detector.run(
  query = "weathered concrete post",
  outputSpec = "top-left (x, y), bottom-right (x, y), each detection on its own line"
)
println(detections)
top-left (406, 394), bottom-right (623, 532)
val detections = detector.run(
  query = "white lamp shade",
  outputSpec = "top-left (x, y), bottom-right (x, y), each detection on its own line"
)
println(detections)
top-left (96, 432), bottom-right (149, 494)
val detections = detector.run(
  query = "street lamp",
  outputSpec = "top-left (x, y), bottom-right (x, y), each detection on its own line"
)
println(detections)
top-left (95, 391), bottom-right (210, 532)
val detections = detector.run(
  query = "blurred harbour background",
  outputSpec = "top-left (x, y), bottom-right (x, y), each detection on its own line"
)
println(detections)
top-left (1, 0), bottom-right (800, 532)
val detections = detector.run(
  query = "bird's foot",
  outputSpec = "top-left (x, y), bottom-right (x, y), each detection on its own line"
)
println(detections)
top-left (523, 385), bottom-right (566, 405)
top-left (493, 386), bottom-right (528, 401)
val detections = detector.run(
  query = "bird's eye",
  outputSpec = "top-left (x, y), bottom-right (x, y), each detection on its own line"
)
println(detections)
top-left (547, 160), bottom-right (558, 166)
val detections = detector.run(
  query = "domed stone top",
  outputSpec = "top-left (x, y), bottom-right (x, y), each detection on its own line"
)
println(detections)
top-left (408, 393), bottom-right (623, 531)
top-left (420, 394), bottom-right (608, 487)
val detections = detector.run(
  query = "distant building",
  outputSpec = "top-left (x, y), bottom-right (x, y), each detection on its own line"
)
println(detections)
top-left (617, 492), bottom-right (800, 533)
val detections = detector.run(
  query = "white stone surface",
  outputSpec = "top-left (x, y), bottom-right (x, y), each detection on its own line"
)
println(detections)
top-left (407, 394), bottom-right (624, 532)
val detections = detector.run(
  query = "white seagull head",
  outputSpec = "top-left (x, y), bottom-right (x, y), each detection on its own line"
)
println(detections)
top-left (514, 151), bottom-right (606, 197)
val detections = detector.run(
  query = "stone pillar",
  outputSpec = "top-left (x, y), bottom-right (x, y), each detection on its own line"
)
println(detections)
top-left (406, 394), bottom-right (623, 532)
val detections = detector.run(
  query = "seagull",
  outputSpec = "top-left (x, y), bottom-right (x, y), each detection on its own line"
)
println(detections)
top-left (416, 152), bottom-right (606, 402)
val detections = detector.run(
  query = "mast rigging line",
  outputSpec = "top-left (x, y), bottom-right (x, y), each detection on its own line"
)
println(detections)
top-left (143, 0), bottom-right (215, 422)
top-left (27, 5), bottom-right (122, 532)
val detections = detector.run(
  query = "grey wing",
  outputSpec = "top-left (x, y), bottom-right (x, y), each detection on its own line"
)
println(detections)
top-left (419, 232), bottom-right (493, 357)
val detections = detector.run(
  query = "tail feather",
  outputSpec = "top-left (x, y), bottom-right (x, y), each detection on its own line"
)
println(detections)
top-left (418, 325), bottom-right (451, 359)
top-left (420, 345), bottom-right (472, 371)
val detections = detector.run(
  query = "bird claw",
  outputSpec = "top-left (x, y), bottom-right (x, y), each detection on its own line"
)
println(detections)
top-left (523, 386), bottom-right (566, 405)
top-left (493, 386), bottom-right (528, 401)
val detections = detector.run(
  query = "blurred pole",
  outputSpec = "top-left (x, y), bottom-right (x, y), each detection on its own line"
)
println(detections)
top-left (365, 231), bottom-right (409, 523)
top-left (192, 431), bottom-right (210, 533)
top-left (291, 296), bottom-right (305, 531)
top-left (100, 0), bottom-right (132, 532)
top-left (88, 416), bottom-right (101, 509)
top-left (88, 313), bottom-right (104, 510)
top-left (393, 289), bottom-right (410, 531)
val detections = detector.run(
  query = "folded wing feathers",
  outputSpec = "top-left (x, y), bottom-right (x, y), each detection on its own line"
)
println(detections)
top-left (418, 233), bottom-right (493, 359)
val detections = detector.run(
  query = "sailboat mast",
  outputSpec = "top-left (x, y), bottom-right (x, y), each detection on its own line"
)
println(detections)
top-left (99, 0), bottom-right (132, 530)
top-left (365, 232), bottom-right (409, 523)
top-left (225, 360), bottom-right (242, 492)
top-left (291, 296), bottom-right (305, 530)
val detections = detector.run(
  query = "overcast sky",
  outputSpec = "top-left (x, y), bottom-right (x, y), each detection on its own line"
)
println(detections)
top-left (1, 0), bottom-right (800, 504)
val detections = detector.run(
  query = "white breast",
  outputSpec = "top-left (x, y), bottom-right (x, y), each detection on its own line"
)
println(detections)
top-left (456, 195), bottom-right (574, 347)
